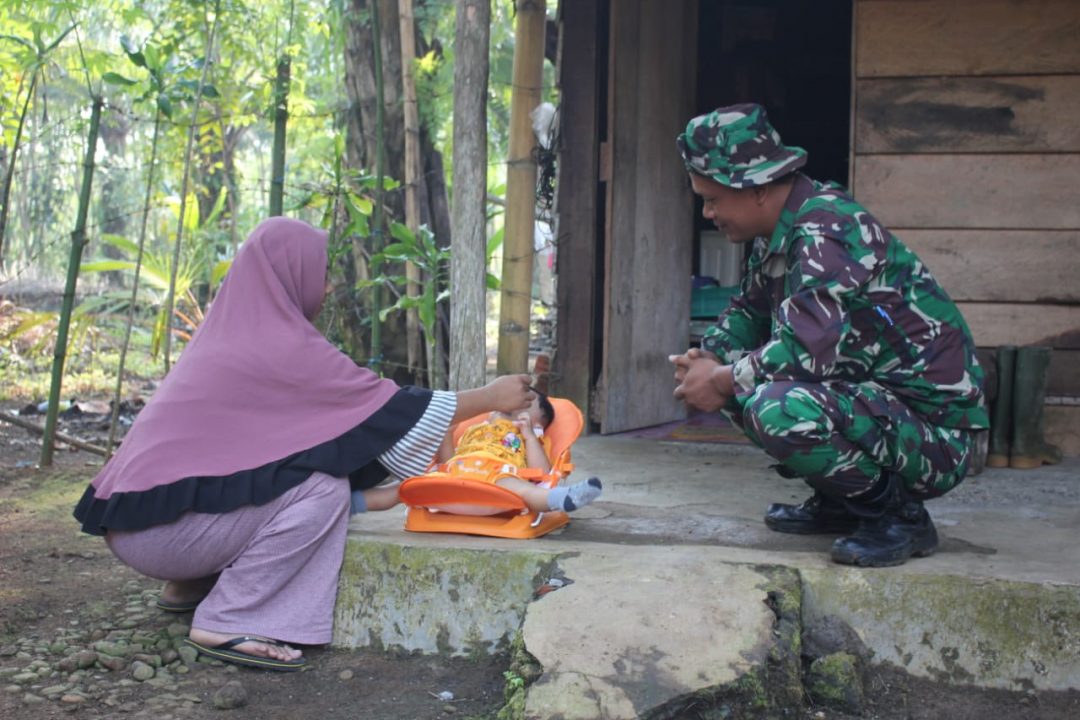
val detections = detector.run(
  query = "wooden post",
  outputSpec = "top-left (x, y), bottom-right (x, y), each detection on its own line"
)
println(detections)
top-left (398, 0), bottom-right (424, 383)
top-left (497, 0), bottom-right (546, 375)
top-left (450, 0), bottom-right (491, 390)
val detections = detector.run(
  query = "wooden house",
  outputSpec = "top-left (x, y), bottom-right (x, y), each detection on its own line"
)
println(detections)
top-left (550, 0), bottom-right (1080, 455)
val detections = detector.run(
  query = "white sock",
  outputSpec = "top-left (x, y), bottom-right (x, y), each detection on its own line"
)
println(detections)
top-left (546, 477), bottom-right (603, 512)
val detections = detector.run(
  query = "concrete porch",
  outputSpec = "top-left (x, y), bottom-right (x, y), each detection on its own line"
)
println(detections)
top-left (333, 436), bottom-right (1080, 718)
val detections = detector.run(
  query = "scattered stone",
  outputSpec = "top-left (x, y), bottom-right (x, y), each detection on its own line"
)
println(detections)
top-left (97, 653), bottom-right (128, 672)
top-left (177, 645), bottom-right (199, 667)
top-left (60, 693), bottom-right (88, 704)
top-left (41, 684), bottom-right (69, 697)
top-left (75, 649), bottom-right (99, 669)
top-left (56, 656), bottom-right (79, 673)
top-left (166, 623), bottom-right (190, 638)
top-left (23, 692), bottom-right (46, 704)
top-left (338, 669), bottom-right (354, 681)
top-left (133, 653), bottom-right (162, 668)
top-left (0, 645), bottom-right (17, 657)
top-left (212, 680), bottom-right (247, 710)
top-left (161, 649), bottom-right (179, 664)
top-left (132, 661), bottom-right (156, 682)
top-left (443, 704), bottom-right (457, 714)
top-left (12, 672), bottom-right (38, 683)
top-left (0, 667), bottom-right (19, 678)
top-left (4, 684), bottom-right (21, 693)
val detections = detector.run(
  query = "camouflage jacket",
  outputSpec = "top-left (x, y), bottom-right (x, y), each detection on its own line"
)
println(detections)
top-left (701, 174), bottom-right (988, 429)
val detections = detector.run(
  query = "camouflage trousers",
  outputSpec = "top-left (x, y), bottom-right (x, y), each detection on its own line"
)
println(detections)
top-left (727, 380), bottom-right (976, 500)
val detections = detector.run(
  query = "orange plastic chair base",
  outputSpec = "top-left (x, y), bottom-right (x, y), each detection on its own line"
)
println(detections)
top-left (399, 397), bottom-right (583, 539)
top-left (404, 505), bottom-right (569, 539)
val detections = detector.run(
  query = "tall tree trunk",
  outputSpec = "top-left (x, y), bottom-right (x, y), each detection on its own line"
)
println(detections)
top-left (342, 0), bottom-right (411, 384)
top-left (450, 0), bottom-right (490, 390)
top-left (41, 98), bottom-right (102, 467)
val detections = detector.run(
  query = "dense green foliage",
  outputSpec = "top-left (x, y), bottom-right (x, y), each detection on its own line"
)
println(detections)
top-left (0, 0), bottom-right (557, 401)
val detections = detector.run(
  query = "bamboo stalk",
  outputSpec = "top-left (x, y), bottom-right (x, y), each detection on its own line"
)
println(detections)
top-left (398, 0), bottom-right (424, 384)
top-left (269, 55), bottom-right (290, 217)
top-left (497, 0), bottom-right (546, 375)
top-left (41, 98), bottom-right (103, 467)
top-left (0, 73), bottom-right (37, 269)
top-left (106, 114), bottom-right (162, 456)
top-left (162, 0), bottom-right (221, 373)
top-left (3, 413), bottom-right (108, 457)
top-left (369, 0), bottom-right (387, 376)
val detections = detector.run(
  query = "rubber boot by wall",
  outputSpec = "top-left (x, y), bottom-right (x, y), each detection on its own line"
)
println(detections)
top-left (1010, 346), bottom-right (1063, 469)
top-left (986, 345), bottom-right (1016, 468)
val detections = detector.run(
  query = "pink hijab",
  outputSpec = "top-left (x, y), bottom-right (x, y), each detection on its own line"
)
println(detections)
top-left (88, 217), bottom-right (400, 500)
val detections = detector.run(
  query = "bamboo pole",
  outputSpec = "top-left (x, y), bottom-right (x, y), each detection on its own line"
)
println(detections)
top-left (0, 73), bottom-right (37, 269)
top-left (497, 0), bottom-right (545, 375)
top-left (398, 0), bottom-right (424, 384)
top-left (269, 56), bottom-right (290, 216)
top-left (369, 0), bottom-right (387, 376)
top-left (162, 0), bottom-right (220, 373)
top-left (41, 98), bottom-right (102, 467)
top-left (106, 114), bottom-right (162, 456)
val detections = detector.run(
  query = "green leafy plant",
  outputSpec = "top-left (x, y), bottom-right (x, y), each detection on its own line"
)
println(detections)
top-left (80, 232), bottom-right (230, 357)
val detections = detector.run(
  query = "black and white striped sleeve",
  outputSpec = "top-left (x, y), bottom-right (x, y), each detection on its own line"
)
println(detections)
top-left (377, 390), bottom-right (457, 479)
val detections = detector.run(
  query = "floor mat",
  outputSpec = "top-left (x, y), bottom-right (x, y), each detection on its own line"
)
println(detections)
top-left (615, 413), bottom-right (751, 445)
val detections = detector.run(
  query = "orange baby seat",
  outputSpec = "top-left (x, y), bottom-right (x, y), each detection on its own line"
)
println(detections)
top-left (398, 397), bottom-right (584, 538)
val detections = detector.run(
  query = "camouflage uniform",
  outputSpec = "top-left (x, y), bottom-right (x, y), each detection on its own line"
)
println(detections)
top-left (698, 173), bottom-right (988, 499)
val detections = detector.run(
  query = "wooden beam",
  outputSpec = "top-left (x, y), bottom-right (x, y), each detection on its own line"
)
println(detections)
top-left (856, 0), bottom-right (1080, 78)
top-left (960, 302), bottom-right (1080, 349)
top-left (551, 0), bottom-right (600, 417)
top-left (1, 412), bottom-right (107, 457)
top-left (900, 230), bottom-right (1080, 304)
top-left (854, 154), bottom-right (1080, 229)
top-left (856, 76), bottom-right (1080, 154)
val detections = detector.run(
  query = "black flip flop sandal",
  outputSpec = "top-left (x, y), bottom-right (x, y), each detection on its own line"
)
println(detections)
top-left (156, 598), bottom-right (202, 613)
top-left (184, 637), bottom-right (306, 672)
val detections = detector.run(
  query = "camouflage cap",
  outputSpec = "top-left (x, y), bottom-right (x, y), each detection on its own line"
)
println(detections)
top-left (676, 103), bottom-right (808, 188)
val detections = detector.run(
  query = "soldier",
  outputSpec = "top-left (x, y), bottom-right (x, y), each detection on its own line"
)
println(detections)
top-left (670, 104), bottom-right (988, 567)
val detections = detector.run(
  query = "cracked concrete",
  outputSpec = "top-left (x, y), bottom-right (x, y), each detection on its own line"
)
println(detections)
top-left (335, 436), bottom-right (1080, 717)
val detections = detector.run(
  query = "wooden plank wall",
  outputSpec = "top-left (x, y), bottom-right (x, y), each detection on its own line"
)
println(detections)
top-left (852, 0), bottom-right (1080, 453)
top-left (552, 0), bottom-right (602, 420)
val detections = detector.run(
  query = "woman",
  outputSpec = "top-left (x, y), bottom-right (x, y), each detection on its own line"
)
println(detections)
top-left (74, 217), bottom-right (534, 671)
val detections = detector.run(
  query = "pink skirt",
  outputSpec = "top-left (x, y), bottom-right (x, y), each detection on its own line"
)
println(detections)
top-left (107, 472), bottom-right (349, 644)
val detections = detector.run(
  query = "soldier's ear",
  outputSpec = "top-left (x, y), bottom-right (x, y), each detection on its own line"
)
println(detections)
top-left (753, 185), bottom-right (769, 206)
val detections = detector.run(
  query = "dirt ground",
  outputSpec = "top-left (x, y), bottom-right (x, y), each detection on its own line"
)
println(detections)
top-left (1, 402), bottom-right (1078, 720)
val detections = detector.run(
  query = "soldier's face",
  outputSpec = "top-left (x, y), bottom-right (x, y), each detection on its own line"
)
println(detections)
top-left (690, 173), bottom-right (763, 244)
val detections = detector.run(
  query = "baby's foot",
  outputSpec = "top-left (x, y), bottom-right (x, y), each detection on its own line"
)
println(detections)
top-left (548, 477), bottom-right (603, 512)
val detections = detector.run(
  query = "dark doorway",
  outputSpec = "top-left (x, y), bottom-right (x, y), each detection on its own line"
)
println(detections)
top-left (694, 0), bottom-right (853, 190)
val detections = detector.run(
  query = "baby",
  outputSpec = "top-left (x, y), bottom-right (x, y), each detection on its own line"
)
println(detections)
top-left (353, 393), bottom-right (602, 514)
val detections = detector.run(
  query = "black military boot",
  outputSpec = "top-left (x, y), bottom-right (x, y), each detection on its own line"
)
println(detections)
top-left (765, 492), bottom-right (860, 535)
top-left (830, 476), bottom-right (938, 567)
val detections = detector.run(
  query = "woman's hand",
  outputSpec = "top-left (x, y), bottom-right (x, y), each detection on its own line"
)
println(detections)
top-left (453, 374), bottom-right (534, 422)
